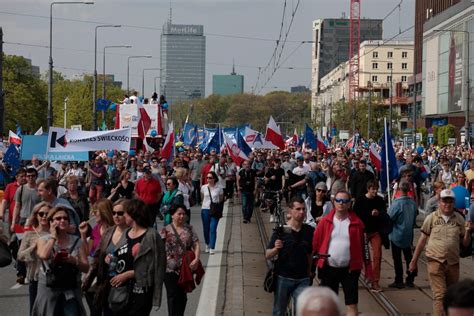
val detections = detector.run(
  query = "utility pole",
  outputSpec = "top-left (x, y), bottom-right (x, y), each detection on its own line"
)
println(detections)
top-left (412, 56), bottom-right (417, 134)
top-left (389, 67), bottom-right (393, 132)
top-left (0, 27), bottom-right (4, 136)
top-left (368, 81), bottom-right (372, 140)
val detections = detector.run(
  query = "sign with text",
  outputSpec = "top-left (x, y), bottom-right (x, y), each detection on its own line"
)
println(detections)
top-left (20, 135), bottom-right (89, 161)
top-left (119, 104), bottom-right (159, 137)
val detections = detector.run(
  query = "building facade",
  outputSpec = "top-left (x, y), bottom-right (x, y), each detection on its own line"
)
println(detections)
top-left (212, 74), bottom-right (244, 96)
top-left (160, 23), bottom-right (206, 104)
top-left (316, 40), bottom-right (414, 133)
top-left (421, 0), bottom-right (473, 132)
top-left (311, 18), bottom-right (383, 120)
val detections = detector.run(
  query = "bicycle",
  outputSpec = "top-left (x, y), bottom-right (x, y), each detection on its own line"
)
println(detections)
top-left (264, 190), bottom-right (284, 224)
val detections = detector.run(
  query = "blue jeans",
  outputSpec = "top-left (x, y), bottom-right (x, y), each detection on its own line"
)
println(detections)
top-left (201, 209), bottom-right (219, 249)
top-left (273, 275), bottom-right (310, 316)
top-left (241, 191), bottom-right (254, 221)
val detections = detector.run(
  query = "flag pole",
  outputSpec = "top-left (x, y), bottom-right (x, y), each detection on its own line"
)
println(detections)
top-left (384, 117), bottom-right (391, 208)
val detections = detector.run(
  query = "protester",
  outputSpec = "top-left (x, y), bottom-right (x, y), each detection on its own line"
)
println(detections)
top-left (160, 177), bottom-right (184, 226)
top-left (387, 181), bottom-right (418, 289)
top-left (108, 170), bottom-right (135, 202)
top-left (108, 199), bottom-right (166, 314)
top-left (160, 204), bottom-right (201, 316)
top-left (60, 175), bottom-right (90, 222)
top-left (189, 152), bottom-right (206, 205)
top-left (296, 286), bottom-right (343, 316)
top-left (266, 196), bottom-right (314, 316)
top-left (134, 167), bottom-right (163, 226)
top-left (0, 168), bottom-right (26, 225)
top-left (17, 202), bottom-right (52, 315)
top-left (424, 181), bottom-right (445, 214)
top-left (237, 160), bottom-right (257, 224)
top-left (305, 182), bottom-right (332, 227)
top-left (175, 168), bottom-right (193, 223)
top-left (442, 279), bottom-right (474, 316)
top-left (313, 190), bottom-right (371, 316)
top-left (409, 189), bottom-right (472, 315)
top-left (200, 171), bottom-right (224, 255)
top-left (88, 157), bottom-right (107, 206)
top-left (33, 206), bottom-right (89, 315)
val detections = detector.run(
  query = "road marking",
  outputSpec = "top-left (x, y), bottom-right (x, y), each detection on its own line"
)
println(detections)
top-left (10, 283), bottom-right (23, 290)
top-left (196, 202), bottom-right (229, 316)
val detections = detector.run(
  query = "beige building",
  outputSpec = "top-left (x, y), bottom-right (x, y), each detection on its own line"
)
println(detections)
top-left (314, 40), bottom-right (414, 134)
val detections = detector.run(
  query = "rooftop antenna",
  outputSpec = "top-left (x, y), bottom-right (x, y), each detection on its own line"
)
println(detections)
top-left (169, 0), bottom-right (172, 24)
top-left (231, 58), bottom-right (236, 75)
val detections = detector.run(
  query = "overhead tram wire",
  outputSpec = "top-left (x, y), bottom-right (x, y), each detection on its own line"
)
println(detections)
top-left (0, 10), bottom-right (306, 43)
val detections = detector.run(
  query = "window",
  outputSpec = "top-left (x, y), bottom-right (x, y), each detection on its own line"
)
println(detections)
top-left (387, 63), bottom-right (393, 69)
top-left (402, 63), bottom-right (408, 69)
top-left (402, 51), bottom-right (408, 58)
top-left (387, 51), bottom-right (393, 58)
top-left (372, 63), bottom-right (378, 69)
top-left (372, 75), bottom-right (378, 82)
top-left (401, 76), bottom-right (407, 82)
top-left (373, 51), bottom-right (378, 58)
top-left (387, 76), bottom-right (392, 82)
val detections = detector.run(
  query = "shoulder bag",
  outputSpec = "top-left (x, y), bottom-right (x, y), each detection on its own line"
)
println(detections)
top-left (208, 186), bottom-right (223, 219)
top-left (108, 283), bottom-right (131, 312)
top-left (170, 224), bottom-right (200, 292)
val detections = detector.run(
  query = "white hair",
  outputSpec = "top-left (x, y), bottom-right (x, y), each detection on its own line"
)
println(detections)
top-left (296, 286), bottom-right (343, 316)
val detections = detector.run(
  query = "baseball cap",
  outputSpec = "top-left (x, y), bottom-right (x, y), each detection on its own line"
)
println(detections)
top-left (315, 182), bottom-right (328, 191)
top-left (440, 189), bottom-right (455, 199)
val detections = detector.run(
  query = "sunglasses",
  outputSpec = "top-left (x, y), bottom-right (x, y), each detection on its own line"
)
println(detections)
top-left (207, 177), bottom-right (214, 179)
top-left (166, 183), bottom-right (173, 186)
top-left (112, 211), bottom-right (124, 216)
top-left (53, 216), bottom-right (69, 221)
top-left (441, 199), bottom-right (454, 204)
top-left (334, 198), bottom-right (351, 204)
top-left (316, 189), bottom-right (327, 193)
top-left (37, 212), bottom-right (48, 218)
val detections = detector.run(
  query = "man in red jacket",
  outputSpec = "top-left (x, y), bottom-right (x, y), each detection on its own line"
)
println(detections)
top-left (135, 167), bottom-right (163, 225)
top-left (313, 190), bottom-right (372, 316)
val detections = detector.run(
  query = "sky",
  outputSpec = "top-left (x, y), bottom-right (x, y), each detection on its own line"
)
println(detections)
top-left (1, 0), bottom-right (415, 97)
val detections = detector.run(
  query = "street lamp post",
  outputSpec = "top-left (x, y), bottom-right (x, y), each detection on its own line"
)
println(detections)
top-left (127, 55), bottom-right (152, 95)
top-left (93, 24), bottom-right (120, 131)
top-left (141, 68), bottom-right (161, 98)
top-left (434, 29), bottom-right (471, 145)
top-left (103, 45), bottom-right (132, 99)
top-left (154, 76), bottom-right (161, 94)
top-left (48, 1), bottom-right (93, 130)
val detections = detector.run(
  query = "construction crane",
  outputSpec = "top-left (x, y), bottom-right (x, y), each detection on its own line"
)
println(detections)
top-left (349, 0), bottom-right (361, 132)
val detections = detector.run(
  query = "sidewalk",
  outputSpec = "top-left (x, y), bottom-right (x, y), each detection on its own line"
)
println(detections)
top-left (223, 201), bottom-right (273, 315)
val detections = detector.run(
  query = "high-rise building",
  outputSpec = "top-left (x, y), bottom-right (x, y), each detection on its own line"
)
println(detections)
top-left (212, 66), bottom-right (244, 96)
top-left (160, 23), bottom-right (206, 104)
top-left (421, 0), bottom-right (473, 133)
top-left (311, 18), bottom-right (383, 119)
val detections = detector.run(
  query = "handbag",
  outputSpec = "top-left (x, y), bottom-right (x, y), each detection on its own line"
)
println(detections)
top-left (0, 240), bottom-right (12, 268)
top-left (208, 186), bottom-right (224, 219)
top-left (170, 224), bottom-right (199, 291)
top-left (108, 284), bottom-right (130, 312)
top-left (460, 241), bottom-right (472, 258)
top-left (263, 263), bottom-right (278, 293)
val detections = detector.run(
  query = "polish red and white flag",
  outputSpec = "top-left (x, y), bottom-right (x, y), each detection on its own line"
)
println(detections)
top-left (369, 143), bottom-right (382, 171)
top-left (8, 131), bottom-right (21, 145)
top-left (264, 116), bottom-right (285, 150)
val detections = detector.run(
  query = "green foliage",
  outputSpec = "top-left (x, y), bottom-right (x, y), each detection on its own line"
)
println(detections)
top-left (417, 127), bottom-right (427, 146)
top-left (171, 92), bottom-right (311, 133)
top-left (436, 124), bottom-right (456, 146)
top-left (2, 54), bottom-right (47, 134)
top-left (432, 125), bottom-right (439, 145)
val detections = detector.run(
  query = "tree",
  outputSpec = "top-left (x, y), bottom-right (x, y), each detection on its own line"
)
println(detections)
top-left (2, 54), bottom-right (47, 134)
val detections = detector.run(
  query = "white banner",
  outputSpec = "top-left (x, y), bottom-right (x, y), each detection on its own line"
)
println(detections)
top-left (47, 127), bottom-right (132, 152)
top-left (119, 104), bottom-right (158, 137)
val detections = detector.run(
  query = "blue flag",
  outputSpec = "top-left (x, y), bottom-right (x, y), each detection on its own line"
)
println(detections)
top-left (380, 121), bottom-right (399, 192)
top-left (3, 144), bottom-right (20, 175)
top-left (236, 131), bottom-right (252, 156)
top-left (189, 125), bottom-right (199, 147)
top-left (96, 99), bottom-right (112, 111)
top-left (15, 123), bottom-right (22, 138)
top-left (203, 127), bottom-right (223, 154)
top-left (304, 124), bottom-right (317, 150)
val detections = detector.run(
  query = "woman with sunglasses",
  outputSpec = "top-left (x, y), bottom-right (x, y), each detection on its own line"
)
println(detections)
top-left (93, 199), bottom-right (130, 315)
top-left (305, 182), bottom-right (332, 227)
top-left (18, 202), bottom-right (52, 315)
top-left (200, 171), bottom-right (224, 254)
top-left (33, 206), bottom-right (89, 316)
top-left (105, 199), bottom-right (165, 315)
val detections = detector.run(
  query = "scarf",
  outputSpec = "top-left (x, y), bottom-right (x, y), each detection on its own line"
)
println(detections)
top-left (162, 189), bottom-right (178, 205)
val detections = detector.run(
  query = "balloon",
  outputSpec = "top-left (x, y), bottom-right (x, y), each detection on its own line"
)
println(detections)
top-left (416, 146), bottom-right (424, 155)
top-left (109, 103), bottom-right (117, 111)
top-left (129, 149), bottom-right (136, 156)
top-left (162, 102), bottom-right (169, 110)
top-left (107, 151), bottom-right (114, 158)
top-left (150, 130), bottom-right (157, 137)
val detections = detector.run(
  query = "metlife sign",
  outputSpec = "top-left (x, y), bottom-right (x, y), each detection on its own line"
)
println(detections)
top-left (163, 24), bottom-right (203, 36)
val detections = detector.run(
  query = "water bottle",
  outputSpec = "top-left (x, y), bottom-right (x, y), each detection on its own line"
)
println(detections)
top-left (108, 255), bottom-right (118, 277)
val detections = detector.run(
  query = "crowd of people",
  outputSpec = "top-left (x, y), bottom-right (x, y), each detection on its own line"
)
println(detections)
top-left (0, 140), bottom-right (473, 315)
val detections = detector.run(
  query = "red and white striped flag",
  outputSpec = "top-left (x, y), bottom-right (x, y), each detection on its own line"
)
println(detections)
top-left (369, 143), bottom-right (382, 171)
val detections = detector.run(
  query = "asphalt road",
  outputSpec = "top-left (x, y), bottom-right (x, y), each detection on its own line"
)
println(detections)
top-left (0, 205), bottom-right (208, 315)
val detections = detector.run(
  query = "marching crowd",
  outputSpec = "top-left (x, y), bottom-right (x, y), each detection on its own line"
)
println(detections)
top-left (0, 141), bottom-right (473, 315)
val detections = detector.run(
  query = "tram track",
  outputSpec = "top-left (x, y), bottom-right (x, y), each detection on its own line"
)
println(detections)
top-left (254, 207), bottom-right (402, 315)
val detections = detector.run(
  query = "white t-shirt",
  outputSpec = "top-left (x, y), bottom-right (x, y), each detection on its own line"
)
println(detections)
top-left (327, 216), bottom-right (351, 268)
top-left (201, 184), bottom-right (223, 209)
top-left (292, 165), bottom-right (310, 176)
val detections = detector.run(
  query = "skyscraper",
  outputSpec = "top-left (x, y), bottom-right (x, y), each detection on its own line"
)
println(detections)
top-left (160, 23), bottom-right (206, 104)
top-left (311, 18), bottom-right (383, 114)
